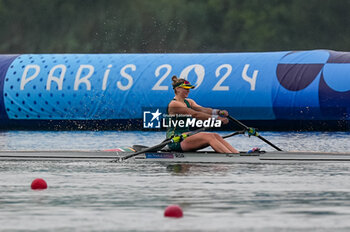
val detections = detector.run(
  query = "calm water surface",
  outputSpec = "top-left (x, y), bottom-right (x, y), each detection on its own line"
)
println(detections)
top-left (1, 131), bottom-right (350, 231)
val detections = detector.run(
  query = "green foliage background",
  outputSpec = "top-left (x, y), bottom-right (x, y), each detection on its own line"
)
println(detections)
top-left (0, 0), bottom-right (349, 53)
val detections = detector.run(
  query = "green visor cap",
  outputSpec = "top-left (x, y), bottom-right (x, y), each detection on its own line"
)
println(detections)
top-left (173, 80), bottom-right (195, 89)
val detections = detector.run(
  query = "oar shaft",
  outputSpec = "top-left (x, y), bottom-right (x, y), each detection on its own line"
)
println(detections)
top-left (228, 115), bottom-right (249, 130)
top-left (121, 139), bottom-right (171, 160)
top-left (256, 134), bottom-right (282, 151)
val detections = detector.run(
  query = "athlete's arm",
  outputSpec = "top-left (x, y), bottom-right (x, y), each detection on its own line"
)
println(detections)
top-left (168, 100), bottom-right (228, 124)
top-left (186, 99), bottom-right (213, 114)
top-left (186, 98), bottom-right (228, 116)
top-left (168, 100), bottom-right (210, 120)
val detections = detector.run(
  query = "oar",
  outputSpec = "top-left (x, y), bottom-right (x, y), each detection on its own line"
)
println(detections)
top-left (227, 115), bottom-right (282, 151)
top-left (118, 128), bottom-right (206, 162)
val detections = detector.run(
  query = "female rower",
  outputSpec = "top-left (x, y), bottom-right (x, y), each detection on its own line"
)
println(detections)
top-left (166, 76), bottom-right (239, 154)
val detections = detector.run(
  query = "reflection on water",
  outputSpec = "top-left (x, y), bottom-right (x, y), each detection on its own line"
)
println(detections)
top-left (166, 164), bottom-right (192, 174)
top-left (166, 164), bottom-right (231, 176)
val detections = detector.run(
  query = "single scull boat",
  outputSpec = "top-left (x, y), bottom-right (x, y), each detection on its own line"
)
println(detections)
top-left (1, 149), bottom-right (350, 163)
top-left (0, 116), bottom-right (346, 163)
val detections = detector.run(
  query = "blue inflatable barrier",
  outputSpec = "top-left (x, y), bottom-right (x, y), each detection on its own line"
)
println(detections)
top-left (0, 50), bottom-right (350, 130)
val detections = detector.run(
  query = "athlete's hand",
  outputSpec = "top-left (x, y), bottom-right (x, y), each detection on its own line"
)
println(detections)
top-left (218, 116), bottom-right (229, 124)
top-left (218, 110), bottom-right (229, 117)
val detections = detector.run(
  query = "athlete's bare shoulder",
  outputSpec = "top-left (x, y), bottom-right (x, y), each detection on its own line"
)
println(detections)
top-left (168, 99), bottom-right (184, 108)
top-left (186, 98), bottom-right (201, 108)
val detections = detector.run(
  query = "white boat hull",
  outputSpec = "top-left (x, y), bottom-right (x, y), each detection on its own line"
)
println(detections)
top-left (1, 150), bottom-right (350, 163)
top-left (136, 151), bottom-right (350, 163)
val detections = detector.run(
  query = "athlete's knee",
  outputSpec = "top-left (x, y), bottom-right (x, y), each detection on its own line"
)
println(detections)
top-left (213, 133), bottom-right (221, 139)
top-left (205, 133), bottom-right (218, 142)
top-left (199, 133), bottom-right (220, 143)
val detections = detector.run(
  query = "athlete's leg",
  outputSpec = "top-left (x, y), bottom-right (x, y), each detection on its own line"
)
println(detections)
top-left (180, 132), bottom-right (234, 153)
top-left (213, 133), bottom-right (239, 153)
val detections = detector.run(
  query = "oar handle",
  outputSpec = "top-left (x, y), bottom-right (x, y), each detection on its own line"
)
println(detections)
top-left (227, 115), bottom-right (282, 151)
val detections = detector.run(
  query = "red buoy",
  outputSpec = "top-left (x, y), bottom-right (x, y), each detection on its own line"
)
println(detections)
top-left (164, 205), bottom-right (183, 218)
top-left (31, 178), bottom-right (47, 190)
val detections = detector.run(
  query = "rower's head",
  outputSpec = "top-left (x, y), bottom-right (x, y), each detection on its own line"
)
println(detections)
top-left (172, 76), bottom-right (195, 95)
